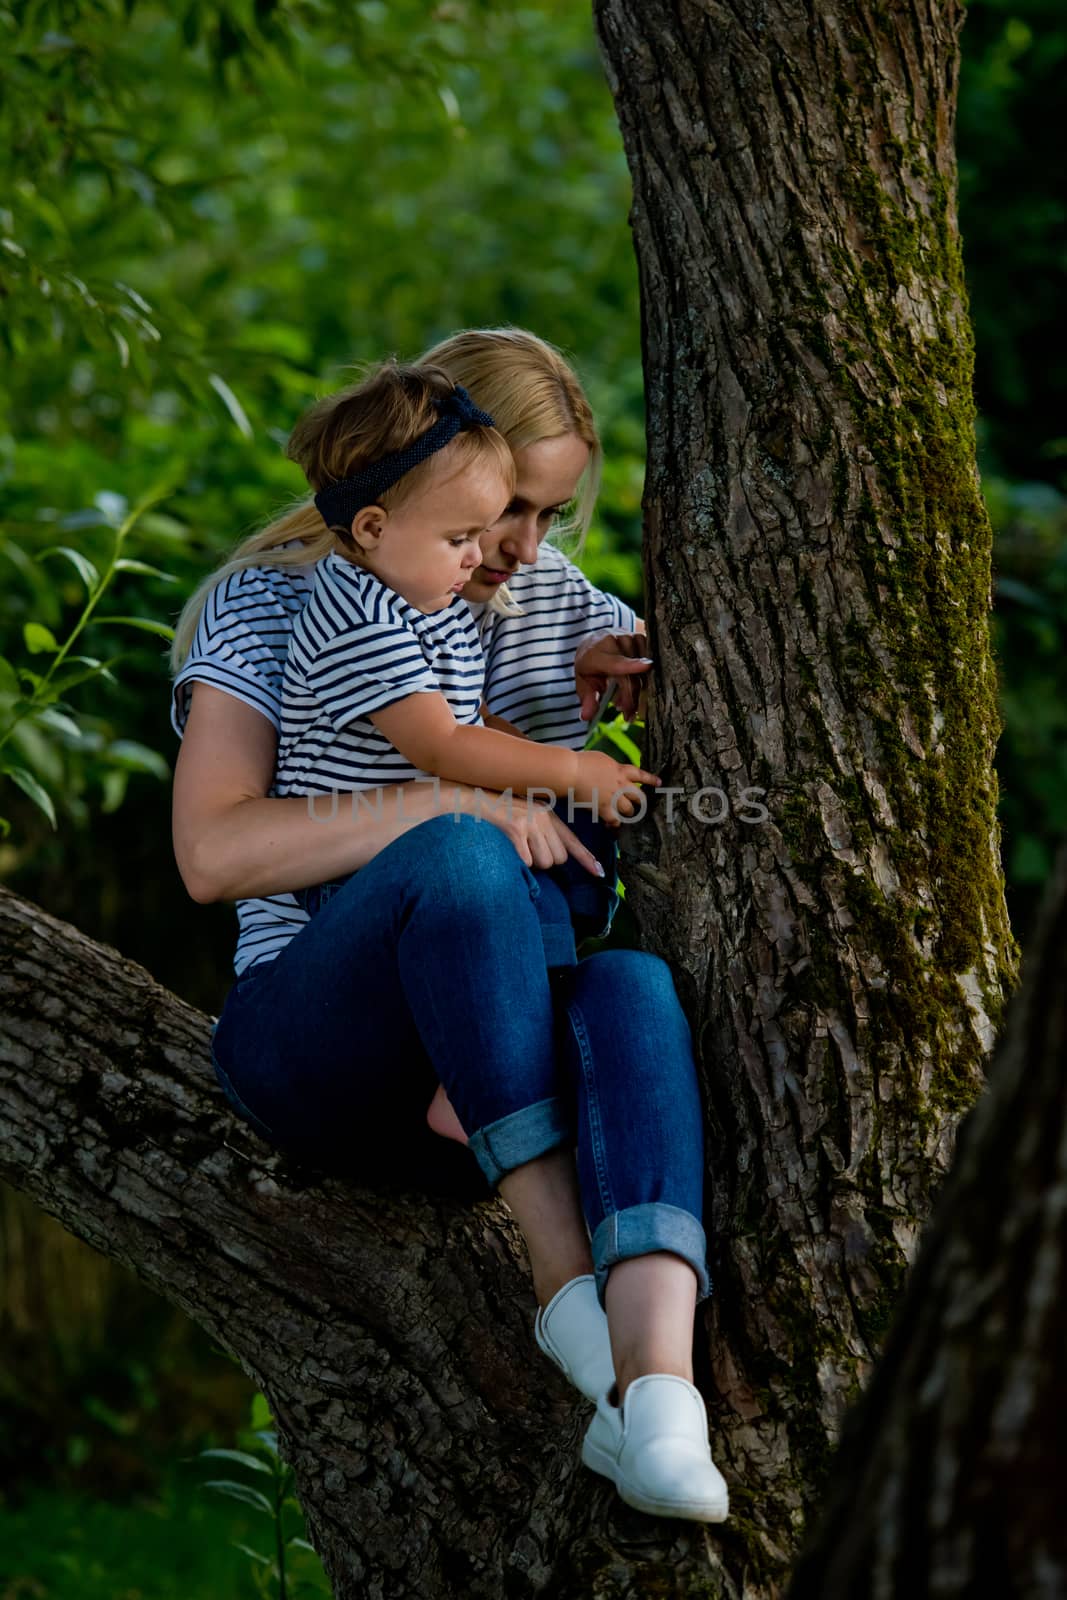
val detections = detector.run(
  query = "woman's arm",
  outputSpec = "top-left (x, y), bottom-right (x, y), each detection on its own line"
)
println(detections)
top-left (172, 684), bottom-right (604, 902)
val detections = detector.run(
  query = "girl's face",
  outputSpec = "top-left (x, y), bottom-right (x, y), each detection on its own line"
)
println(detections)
top-left (347, 450), bottom-right (511, 614)
top-left (460, 433), bottom-right (591, 602)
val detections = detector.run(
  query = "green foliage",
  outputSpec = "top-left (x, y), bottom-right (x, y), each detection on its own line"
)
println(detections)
top-left (0, 1468), bottom-right (265, 1599)
top-left (0, 0), bottom-right (643, 846)
top-left (196, 1391), bottom-right (330, 1599)
top-left (582, 699), bottom-right (647, 922)
top-left (988, 476), bottom-right (1067, 920)
top-left (958, 0), bottom-right (1067, 487)
top-left (0, 483), bottom-right (178, 832)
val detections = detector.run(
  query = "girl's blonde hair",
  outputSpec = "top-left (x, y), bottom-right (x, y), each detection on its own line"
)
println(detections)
top-left (171, 328), bottom-right (602, 667)
top-left (288, 360), bottom-right (514, 534)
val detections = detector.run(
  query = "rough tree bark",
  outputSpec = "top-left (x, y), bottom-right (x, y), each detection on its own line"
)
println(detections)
top-left (786, 843), bottom-right (1067, 1597)
top-left (594, 0), bottom-right (1017, 1588)
top-left (0, 888), bottom-right (740, 1599)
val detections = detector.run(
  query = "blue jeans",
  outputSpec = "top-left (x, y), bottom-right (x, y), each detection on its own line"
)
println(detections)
top-left (298, 797), bottom-right (621, 945)
top-left (211, 813), bottom-right (710, 1309)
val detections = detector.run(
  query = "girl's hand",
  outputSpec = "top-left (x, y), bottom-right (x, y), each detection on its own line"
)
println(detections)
top-left (478, 793), bottom-right (607, 874)
top-left (575, 630), bottom-right (653, 721)
top-left (573, 750), bottom-right (661, 824)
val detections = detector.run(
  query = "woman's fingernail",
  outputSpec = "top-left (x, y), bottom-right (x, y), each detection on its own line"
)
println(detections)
top-left (593, 862), bottom-right (606, 877)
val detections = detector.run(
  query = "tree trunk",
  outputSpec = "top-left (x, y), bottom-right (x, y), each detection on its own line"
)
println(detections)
top-left (787, 843), bottom-right (1067, 1597)
top-left (594, 0), bottom-right (1016, 1588)
top-left (0, 887), bottom-right (745, 1598)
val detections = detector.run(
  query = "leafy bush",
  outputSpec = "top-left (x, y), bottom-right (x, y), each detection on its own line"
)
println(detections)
top-left (195, 1392), bottom-right (330, 1600)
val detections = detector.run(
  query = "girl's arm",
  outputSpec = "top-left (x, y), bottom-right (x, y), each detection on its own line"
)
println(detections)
top-left (480, 704), bottom-right (528, 739)
top-left (173, 684), bottom-right (603, 902)
top-left (372, 692), bottom-right (658, 823)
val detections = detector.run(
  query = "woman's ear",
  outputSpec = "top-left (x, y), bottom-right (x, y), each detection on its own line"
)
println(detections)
top-left (349, 504), bottom-right (387, 553)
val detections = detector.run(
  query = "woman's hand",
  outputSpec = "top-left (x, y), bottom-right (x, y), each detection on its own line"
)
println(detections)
top-left (573, 750), bottom-right (661, 824)
top-left (476, 794), bottom-right (606, 874)
top-left (575, 629), bottom-right (653, 721)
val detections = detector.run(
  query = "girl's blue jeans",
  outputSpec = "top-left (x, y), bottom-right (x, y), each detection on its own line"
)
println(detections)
top-left (210, 813), bottom-right (710, 1310)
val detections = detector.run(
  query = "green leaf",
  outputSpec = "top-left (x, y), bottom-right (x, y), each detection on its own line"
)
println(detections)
top-left (113, 558), bottom-right (178, 581)
top-left (208, 372), bottom-right (254, 439)
top-left (23, 621), bottom-right (59, 655)
top-left (0, 657), bottom-right (20, 697)
top-left (198, 1447), bottom-right (273, 1476)
top-left (38, 545), bottom-right (101, 592)
top-left (100, 770), bottom-right (128, 813)
top-left (250, 1393), bottom-right (274, 1430)
top-left (34, 706), bottom-right (82, 740)
top-left (51, 657), bottom-right (120, 693)
top-left (0, 815), bottom-right (10, 839)
top-left (602, 723), bottom-right (642, 765)
top-left (105, 740), bottom-right (170, 779)
top-left (232, 1542), bottom-right (273, 1567)
top-left (1, 764), bottom-right (57, 828)
top-left (94, 615), bottom-right (176, 641)
top-left (116, 280), bottom-right (153, 314)
top-left (203, 1479), bottom-right (275, 1515)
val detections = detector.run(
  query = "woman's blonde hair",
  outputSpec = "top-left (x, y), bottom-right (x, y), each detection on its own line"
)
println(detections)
top-left (171, 328), bottom-right (601, 667)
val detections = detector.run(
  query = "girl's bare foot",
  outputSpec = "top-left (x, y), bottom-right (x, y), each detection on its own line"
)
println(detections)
top-left (426, 1082), bottom-right (468, 1145)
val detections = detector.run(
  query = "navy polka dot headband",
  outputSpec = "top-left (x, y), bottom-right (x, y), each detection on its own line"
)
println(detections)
top-left (314, 385), bottom-right (496, 532)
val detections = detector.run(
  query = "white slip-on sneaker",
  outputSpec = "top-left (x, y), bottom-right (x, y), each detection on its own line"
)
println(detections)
top-left (581, 1381), bottom-right (625, 1468)
top-left (581, 1373), bottom-right (729, 1523)
top-left (533, 1274), bottom-right (617, 1405)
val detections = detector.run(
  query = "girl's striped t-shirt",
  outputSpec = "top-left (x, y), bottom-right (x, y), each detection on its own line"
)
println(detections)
top-left (171, 541), bottom-right (638, 974)
top-left (275, 552), bottom-right (484, 799)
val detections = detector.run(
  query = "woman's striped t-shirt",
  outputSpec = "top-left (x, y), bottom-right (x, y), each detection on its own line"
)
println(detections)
top-left (275, 552), bottom-right (485, 799)
top-left (171, 541), bottom-right (638, 973)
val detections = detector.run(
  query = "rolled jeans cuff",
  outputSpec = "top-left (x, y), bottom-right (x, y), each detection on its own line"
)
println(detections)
top-left (466, 1094), bottom-right (572, 1188)
top-left (591, 1202), bottom-right (711, 1310)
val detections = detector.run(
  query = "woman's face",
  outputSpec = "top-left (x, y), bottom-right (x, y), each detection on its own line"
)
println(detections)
top-left (460, 433), bottom-right (591, 602)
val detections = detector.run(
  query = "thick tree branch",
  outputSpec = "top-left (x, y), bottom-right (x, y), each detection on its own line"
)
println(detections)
top-left (0, 886), bottom-right (741, 1598)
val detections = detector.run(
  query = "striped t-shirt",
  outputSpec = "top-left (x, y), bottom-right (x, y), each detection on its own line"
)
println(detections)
top-left (171, 540), bottom-right (638, 973)
top-left (275, 552), bottom-right (484, 799)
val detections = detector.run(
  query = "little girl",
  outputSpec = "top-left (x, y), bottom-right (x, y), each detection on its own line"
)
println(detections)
top-left (274, 361), bottom-right (660, 1139)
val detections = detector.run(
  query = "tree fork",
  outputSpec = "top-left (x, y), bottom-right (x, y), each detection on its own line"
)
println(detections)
top-left (594, 0), bottom-right (1016, 1584)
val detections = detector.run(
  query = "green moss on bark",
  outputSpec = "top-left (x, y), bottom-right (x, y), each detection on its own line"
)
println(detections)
top-left (783, 142), bottom-right (1018, 1137)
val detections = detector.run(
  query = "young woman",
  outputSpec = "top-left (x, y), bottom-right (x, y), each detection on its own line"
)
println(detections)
top-left (170, 329), bottom-right (729, 1522)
